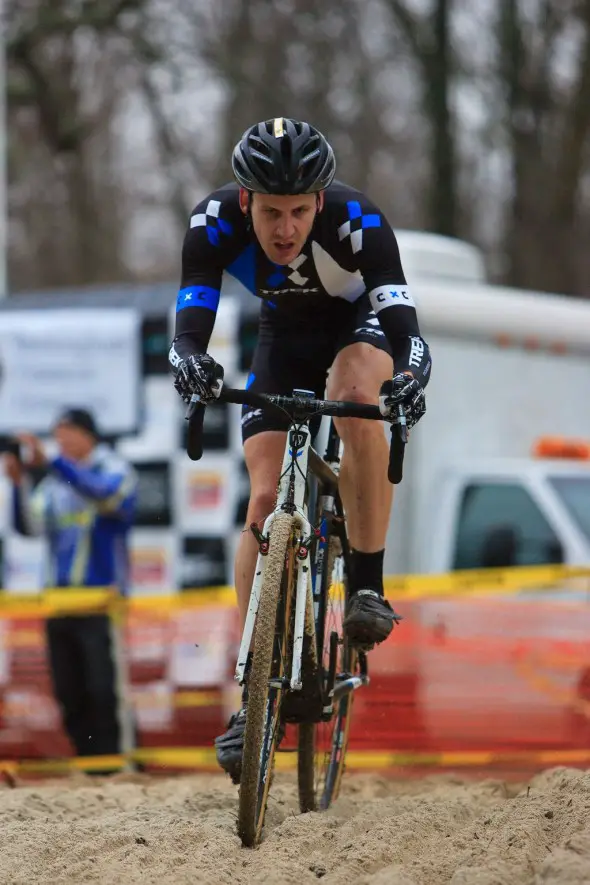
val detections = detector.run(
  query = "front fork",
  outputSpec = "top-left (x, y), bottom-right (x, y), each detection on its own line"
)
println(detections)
top-left (234, 509), bottom-right (316, 691)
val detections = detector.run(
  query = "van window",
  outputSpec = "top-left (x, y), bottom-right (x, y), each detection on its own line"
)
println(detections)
top-left (453, 482), bottom-right (563, 569)
top-left (549, 477), bottom-right (590, 544)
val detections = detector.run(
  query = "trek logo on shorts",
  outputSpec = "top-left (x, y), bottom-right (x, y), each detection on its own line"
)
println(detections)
top-left (241, 407), bottom-right (264, 426)
top-left (368, 285), bottom-right (415, 313)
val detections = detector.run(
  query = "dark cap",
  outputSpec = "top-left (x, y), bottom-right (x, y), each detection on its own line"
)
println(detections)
top-left (54, 407), bottom-right (100, 439)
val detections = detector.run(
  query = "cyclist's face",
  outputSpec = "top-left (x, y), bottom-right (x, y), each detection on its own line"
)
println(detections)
top-left (240, 190), bottom-right (323, 265)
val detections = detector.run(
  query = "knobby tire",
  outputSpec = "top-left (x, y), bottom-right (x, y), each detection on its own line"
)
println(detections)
top-left (238, 512), bottom-right (294, 847)
top-left (297, 536), bottom-right (356, 812)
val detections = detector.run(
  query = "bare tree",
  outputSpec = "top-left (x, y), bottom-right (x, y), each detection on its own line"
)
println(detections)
top-left (381, 0), bottom-right (459, 236)
top-left (10, 0), bottom-right (588, 299)
top-left (138, 0), bottom-right (422, 216)
top-left (5, 0), bottom-right (436, 288)
top-left (6, 0), bottom-right (149, 290)
top-left (497, 0), bottom-right (590, 294)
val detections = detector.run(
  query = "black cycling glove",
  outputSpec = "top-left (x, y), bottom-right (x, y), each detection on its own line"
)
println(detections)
top-left (173, 353), bottom-right (224, 404)
top-left (379, 372), bottom-right (426, 428)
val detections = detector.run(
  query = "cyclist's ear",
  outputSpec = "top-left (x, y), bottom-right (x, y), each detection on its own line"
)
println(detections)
top-left (238, 188), bottom-right (250, 215)
top-left (316, 192), bottom-right (325, 213)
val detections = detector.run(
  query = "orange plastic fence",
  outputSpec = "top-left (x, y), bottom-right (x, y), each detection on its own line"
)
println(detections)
top-left (1, 590), bottom-right (590, 767)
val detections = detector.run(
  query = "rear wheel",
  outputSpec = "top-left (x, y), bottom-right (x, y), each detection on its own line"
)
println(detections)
top-left (297, 536), bottom-right (358, 812)
top-left (238, 512), bottom-right (296, 847)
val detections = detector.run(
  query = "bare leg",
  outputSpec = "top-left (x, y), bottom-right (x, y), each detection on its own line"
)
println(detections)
top-left (327, 343), bottom-right (393, 552)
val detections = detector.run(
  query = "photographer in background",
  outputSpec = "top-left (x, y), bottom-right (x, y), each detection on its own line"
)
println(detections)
top-left (3, 408), bottom-right (137, 770)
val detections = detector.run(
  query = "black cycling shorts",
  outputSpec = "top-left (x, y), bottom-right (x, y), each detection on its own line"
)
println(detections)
top-left (241, 295), bottom-right (393, 441)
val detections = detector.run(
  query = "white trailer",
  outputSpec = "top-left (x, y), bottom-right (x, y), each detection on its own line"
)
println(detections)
top-left (385, 232), bottom-right (590, 575)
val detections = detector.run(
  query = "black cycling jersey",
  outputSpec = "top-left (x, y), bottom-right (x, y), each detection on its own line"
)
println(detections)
top-left (170, 180), bottom-right (432, 386)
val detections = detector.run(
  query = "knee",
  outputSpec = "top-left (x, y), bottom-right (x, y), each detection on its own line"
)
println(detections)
top-left (329, 363), bottom-right (386, 417)
top-left (331, 382), bottom-right (377, 446)
top-left (246, 487), bottom-right (278, 523)
top-left (331, 382), bottom-right (385, 447)
top-left (335, 414), bottom-right (384, 447)
top-left (332, 384), bottom-right (376, 409)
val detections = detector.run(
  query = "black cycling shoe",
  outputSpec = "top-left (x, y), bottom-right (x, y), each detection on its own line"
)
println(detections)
top-left (343, 588), bottom-right (402, 650)
top-left (214, 707), bottom-right (247, 785)
top-left (214, 707), bottom-right (287, 785)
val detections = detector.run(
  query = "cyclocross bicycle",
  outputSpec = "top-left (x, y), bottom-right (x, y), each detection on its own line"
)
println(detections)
top-left (186, 386), bottom-right (406, 847)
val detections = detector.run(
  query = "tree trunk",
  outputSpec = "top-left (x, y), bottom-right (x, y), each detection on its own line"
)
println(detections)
top-left (424, 0), bottom-right (457, 235)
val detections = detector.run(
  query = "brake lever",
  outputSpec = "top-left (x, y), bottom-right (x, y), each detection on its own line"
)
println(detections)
top-left (395, 403), bottom-right (408, 443)
top-left (185, 393), bottom-right (202, 420)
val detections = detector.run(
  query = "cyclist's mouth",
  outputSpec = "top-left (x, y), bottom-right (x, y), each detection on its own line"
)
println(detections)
top-left (274, 242), bottom-right (296, 258)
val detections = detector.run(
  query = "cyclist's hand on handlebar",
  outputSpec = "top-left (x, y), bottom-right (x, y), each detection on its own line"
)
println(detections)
top-left (379, 372), bottom-right (426, 428)
top-left (173, 353), bottom-right (224, 404)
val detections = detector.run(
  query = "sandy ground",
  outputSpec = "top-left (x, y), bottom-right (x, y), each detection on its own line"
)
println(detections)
top-left (1, 767), bottom-right (590, 884)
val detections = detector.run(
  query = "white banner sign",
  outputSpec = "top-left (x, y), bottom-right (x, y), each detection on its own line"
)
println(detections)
top-left (129, 528), bottom-right (178, 596)
top-left (0, 309), bottom-right (140, 435)
top-left (174, 452), bottom-right (238, 536)
top-left (2, 534), bottom-right (46, 592)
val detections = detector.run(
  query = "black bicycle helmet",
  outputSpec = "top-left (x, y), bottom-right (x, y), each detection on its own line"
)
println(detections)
top-left (232, 117), bottom-right (336, 195)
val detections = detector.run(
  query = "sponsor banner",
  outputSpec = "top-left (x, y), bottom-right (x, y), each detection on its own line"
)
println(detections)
top-left (0, 618), bottom-right (7, 685)
top-left (0, 309), bottom-right (141, 435)
top-left (129, 529), bottom-right (178, 596)
top-left (174, 453), bottom-right (238, 535)
top-left (141, 316), bottom-right (170, 376)
top-left (0, 475), bottom-right (9, 535)
top-left (0, 604), bottom-right (232, 756)
top-left (168, 606), bottom-right (236, 687)
top-left (180, 536), bottom-right (228, 589)
top-left (2, 688), bottom-right (62, 730)
top-left (125, 610), bottom-right (171, 668)
top-left (132, 681), bottom-right (174, 730)
top-left (2, 535), bottom-right (46, 593)
top-left (130, 460), bottom-right (173, 528)
top-left (117, 376), bottom-right (179, 460)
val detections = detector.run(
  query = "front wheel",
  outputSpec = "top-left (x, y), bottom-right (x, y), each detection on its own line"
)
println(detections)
top-left (238, 512), bottom-right (295, 847)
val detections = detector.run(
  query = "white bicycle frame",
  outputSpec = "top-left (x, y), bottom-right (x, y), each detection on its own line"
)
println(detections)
top-left (235, 421), bottom-right (314, 692)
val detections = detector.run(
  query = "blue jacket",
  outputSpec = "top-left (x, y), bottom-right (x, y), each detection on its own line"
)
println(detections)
top-left (12, 446), bottom-right (137, 593)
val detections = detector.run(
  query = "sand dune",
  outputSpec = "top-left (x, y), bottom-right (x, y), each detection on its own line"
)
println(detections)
top-left (1, 768), bottom-right (589, 884)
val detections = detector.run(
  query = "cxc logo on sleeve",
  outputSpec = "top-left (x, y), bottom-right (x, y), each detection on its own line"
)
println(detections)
top-left (368, 284), bottom-right (416, 313)
top-left (176, 285), bottom-right (220, 313)
top-left (190, 199), bottom-right (233, 247)
top-left (337, 200), bottom-right (381, 254)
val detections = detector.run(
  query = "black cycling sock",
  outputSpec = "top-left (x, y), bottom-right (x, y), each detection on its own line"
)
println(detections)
top-left (349, 549), bottom-right (385, 595)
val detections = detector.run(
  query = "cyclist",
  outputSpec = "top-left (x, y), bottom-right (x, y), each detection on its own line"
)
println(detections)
top-left (169, 117), bottom-right (432, 782)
